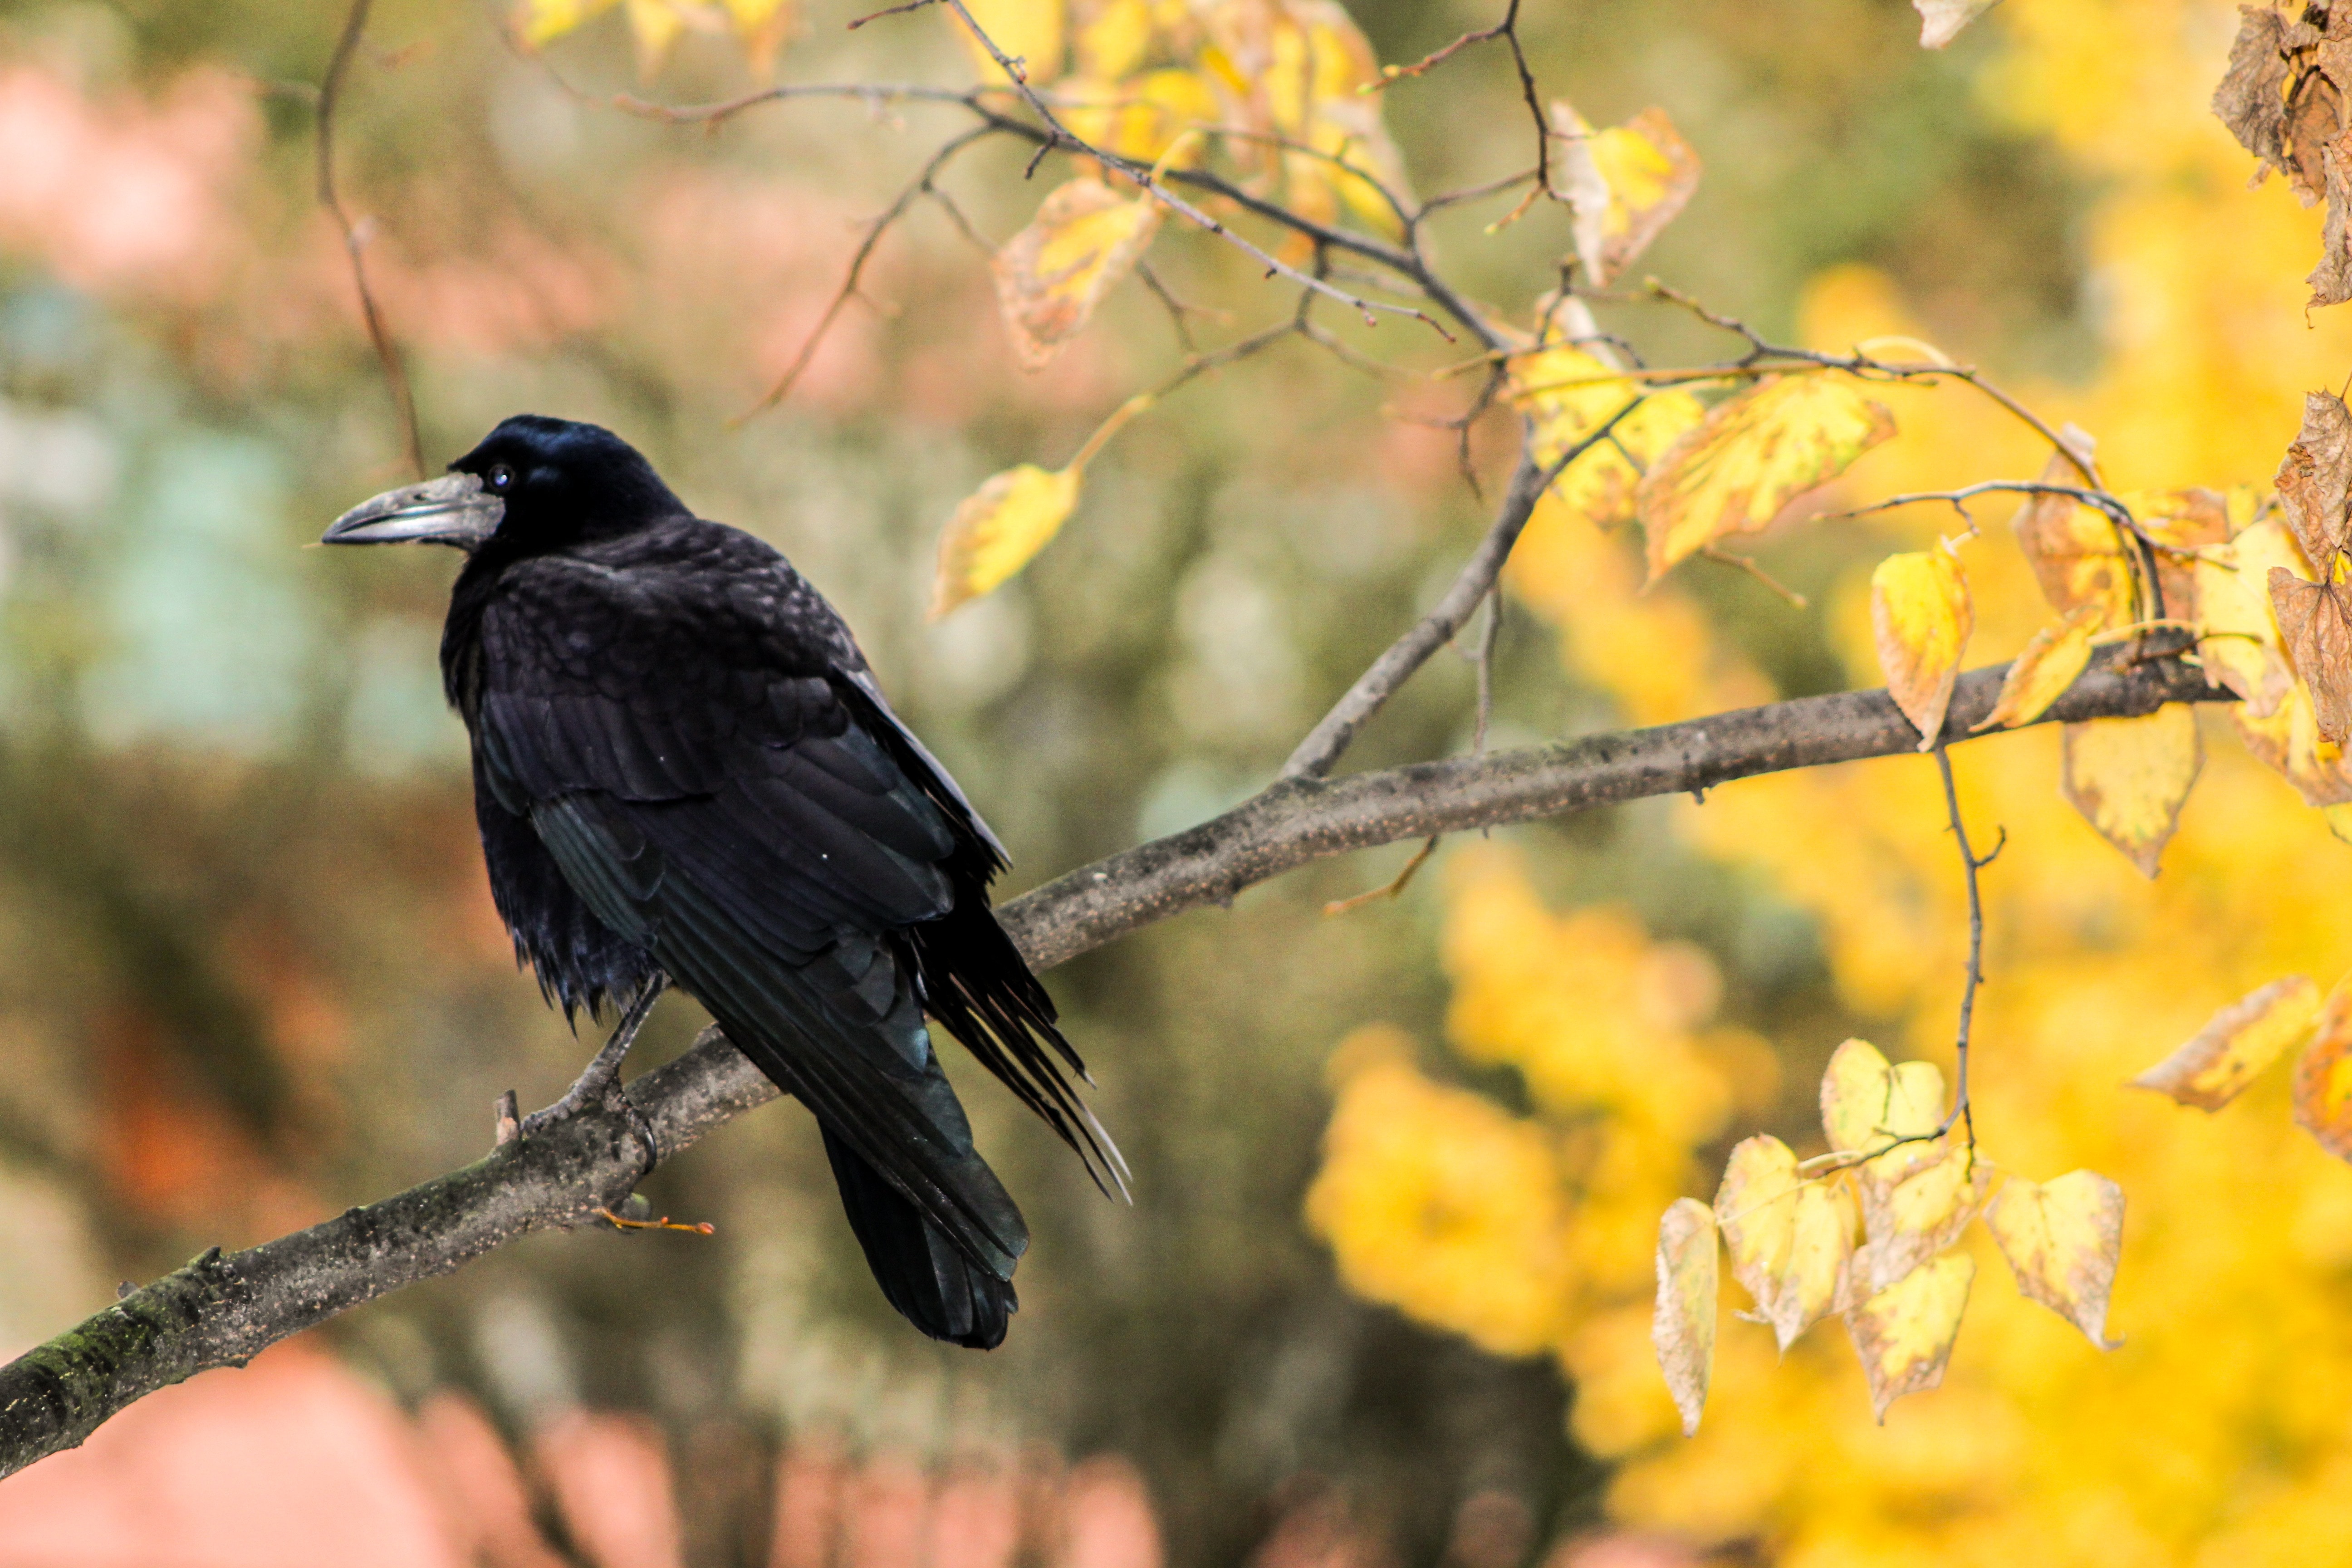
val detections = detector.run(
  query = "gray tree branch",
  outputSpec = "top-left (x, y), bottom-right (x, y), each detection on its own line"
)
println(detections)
top-left (0, 642), bottom-right (2227, 1476)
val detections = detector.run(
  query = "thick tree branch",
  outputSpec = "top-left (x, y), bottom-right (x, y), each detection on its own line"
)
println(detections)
top-left (0, 643), bottom-right (2225, 1476)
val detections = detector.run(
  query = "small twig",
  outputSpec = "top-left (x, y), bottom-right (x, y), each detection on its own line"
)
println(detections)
top-left (740, 123), bottom-right (996, 416)
top-left (1469, 589), bottom-right (1502, 753)
top-left (1934, 743), bottom-right (1995, 1155)
top-left (848, 0), bottom-right (944, 28)
top-left (1368, 0), bottom-right (1553, 220)
top-left (317, 0), bottom-right (424, 479)
top-left (1700, 546), bottom-right (1808, 608)
top-left (1322, 835), bottom-right (1439, 916)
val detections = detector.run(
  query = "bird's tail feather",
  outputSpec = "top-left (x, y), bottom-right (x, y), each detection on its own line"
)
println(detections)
top-left (821, 1124), bottom-right (1016, 1349)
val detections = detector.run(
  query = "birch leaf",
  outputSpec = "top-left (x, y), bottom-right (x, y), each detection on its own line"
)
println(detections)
top-left (1872, 545), bottom-right (1974, 748)
top-left (1635, 374), bottom-right (1895, 582)
top-left (1821, 1038), bottom-right (1898, 1156)
top-left (1652, 1197), bottom-right (1718, 1437)
top-left (2061, 705), bottom-right (2203, 878)
top-left (1552, 103), bottom-right (1702, 285)
top-left (2131, 975), bottom-right (2321, 1111)
top-left (1845, 1253), bottom-right (1974, 1422)
top-left (1972, 604), bottom-right (2102, 732)
top-left (1852, 1140), bottom-right (1990, 1298)
top-left (994, 178), bottom-right (1163, 371)
top-left (1507, 349), bottom-right (1706, 525)
top-left (932, 464), bottom-right (1082, 616)
top-left (1985, 1171), bottom-right (2125, 1348)
top-left (2196, 514), bottom-right (2304, 718)
top-left (1714, 1135), bottom-right (1854, 1353)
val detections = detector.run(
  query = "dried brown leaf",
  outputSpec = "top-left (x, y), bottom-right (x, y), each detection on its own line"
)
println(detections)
top-left (2270, 567), bottom-right (2352, 742)
top-left (2274, 392), bottom-right (2352, 565)
top-left (2214, 4), bottom-right (2293, 178)
top-left (2011, 442), bottom-right (2132, 628)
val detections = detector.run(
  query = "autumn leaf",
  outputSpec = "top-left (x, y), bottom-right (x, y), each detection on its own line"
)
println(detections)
top-left (2127, 485), bottom-right (2232, 630)
top-left (1060, 69), bottom-right (1220, 165)
top-left (956, 0), bottom-right (1067, 83)
top-left (2232, 681), bottom-right (2352, 806)
top-left (1984, 1171), bottom-right (2124, 1349)
top-left (2212, 3), bottom-right (2292, 181)
top-left (1552, 103), bottom-right (1702, 285)
top-left (932, 464), bottom-right (1081, 616)
top-left (2274, 392), bottom-right (2352, 569)
top-left (2061, 705), bottom-right (2203, 878)
top-left (2130, 974), bottom-right (2321, 1111)
top-left (994, 178), bottom-right (1162, 371)
top-left (1652, 1197), bottom-right (1718, 1437)
top-left (1196, 0), bottom-right (1408, 237)
top-left (1852, 1138), bottom-right (1990, 1298)
top-left (2195, 513), bottom-right (2304, 718)
top-left (1820, 1039), bottom-right (1945, 1161)
top-left (2270, 567), bottom-right (2352, 744)
top-left (1073, 0), bottom-right (1155, 79)
top-left (1914, 0), bottom-right (2000, 49)
top-left (2293, 980), bottom-right (2352, 1161)
top-left (1634, 374), bottom-right (1896, 582)
top-left (1714, 1135), bottom-right (1854, 1353)
top-left (1507, 348), bottom-right (1705, 525)
top-left (1971, 604), bottom-right (2101, 733)
top-left (1844, 1253), bottom-right (1973, 1422)
top-left (2011, 437), bottom-right (2132, 628)
top-left (1871, 545), bottom-right (1973, 747)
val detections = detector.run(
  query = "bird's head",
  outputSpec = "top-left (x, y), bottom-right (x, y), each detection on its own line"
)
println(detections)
top-left (322, 415), bottom-right (683, 555)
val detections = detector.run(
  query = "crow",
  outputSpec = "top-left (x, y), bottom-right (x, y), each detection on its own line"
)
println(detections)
top-left (324, 414), bottom-right (1119, 1348)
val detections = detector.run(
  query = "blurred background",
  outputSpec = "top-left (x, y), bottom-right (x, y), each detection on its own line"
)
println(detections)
top-left (5, 0), bottom-right (2352, 1563)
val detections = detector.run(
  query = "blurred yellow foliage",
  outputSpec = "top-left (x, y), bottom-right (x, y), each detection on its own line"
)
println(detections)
top-left (1314, 0), bottom-right (2352, 1557)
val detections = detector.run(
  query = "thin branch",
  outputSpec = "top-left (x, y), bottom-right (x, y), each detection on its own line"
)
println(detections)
top-left (0, 642), bottom-right (2227, 1477)
top-left (1369, 0), bottom-right (1553, 220)
top-left (1282, 397), bottom-right (1645, 781)
top-left (317, 0), bottom-right (423, 479)
top-left (1934, 743), bottom-right (1996, 1153)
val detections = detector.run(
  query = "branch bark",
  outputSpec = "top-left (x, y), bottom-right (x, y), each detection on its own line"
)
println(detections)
top-left (0, 644), bottom-right (2225, 1476)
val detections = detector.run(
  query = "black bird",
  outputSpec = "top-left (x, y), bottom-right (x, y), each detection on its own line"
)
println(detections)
top-left (324, 414), bottom-right (1118, 1348)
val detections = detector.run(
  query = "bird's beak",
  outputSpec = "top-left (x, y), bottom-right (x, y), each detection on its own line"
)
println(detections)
top-left (322, 473), bottom-right (503, 549)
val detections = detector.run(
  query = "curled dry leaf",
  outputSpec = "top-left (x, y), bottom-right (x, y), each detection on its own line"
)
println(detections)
top-left (2274, 392), bottom-right (2352, 568)
top-left (1507, 347), bottom-right (1705, 526)
top-left (1845, 1252), bottom-right (1973, 1422)
top-left (2131, 974), bottom-right (2322, 1111)
top-left (1914, 0), bottom-right (2001, 49)
top-left (1872, 545), bottom-right (1974, 748)
top-left (1652, 1197), bottom-right (1718, 1437)
top-left (1551, 103), bottom-right (1702, 286)
top-left (932, 463), bottom-right (1082, 617)
top-left (1985, 1171), bottom-right (2125, 1348)
top-left (1634, 373), bottom-right (1896, 583)
top-left (994, 178), bottom-right (1163, 372)
top-left (1714, 1135), bottom-right (1854, 1353)
top-left (2213, 2), bottom-right (2292, 179)
top-left (1972, 604), bottom-right (2103, 733)
top-left (2061, 704), bottom-right (2203, 878)
top-left (2269, 567), bottom-right (2352, 744)
top-left (2293, 979), bottom-right (2352, 1161)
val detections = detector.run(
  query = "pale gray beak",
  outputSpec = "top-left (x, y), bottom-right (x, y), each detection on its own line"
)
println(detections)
top-left (323, 472), bottom-right (503, 549)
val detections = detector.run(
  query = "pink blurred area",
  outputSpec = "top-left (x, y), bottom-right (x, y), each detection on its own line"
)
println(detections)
top-left (0, 1339), bottom-right (1186, 1568)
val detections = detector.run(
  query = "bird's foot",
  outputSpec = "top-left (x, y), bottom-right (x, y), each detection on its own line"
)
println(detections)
top-left (514, 977), bottom-right (668, 1171)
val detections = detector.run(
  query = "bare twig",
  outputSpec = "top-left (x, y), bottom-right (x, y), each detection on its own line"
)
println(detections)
top-left (1369, 0), bottom-right (1553, 222)
top-left (1700, 545), bottom-right (1808, 608)
top-left (1934, 743), bottom-right (1997, 1153)
top-left (317, 0), bottom-right (423, 479)
top-left (1282, 396), bottom-right (1645, 780)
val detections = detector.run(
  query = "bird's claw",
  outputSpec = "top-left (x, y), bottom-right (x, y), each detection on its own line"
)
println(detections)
top-left (509, 978), bottom-right (668, 1173)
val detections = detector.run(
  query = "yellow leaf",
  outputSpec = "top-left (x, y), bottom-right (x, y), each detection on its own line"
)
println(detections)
top-left (1844, 1252), bottom-right (1973, 1422)
top-left (2130, 974), bottom-right (2321, 1111)
top-left (2124, 486), bottom-right (2230, 634)
top-left (931, 464), bottom-right (1082, 616)
top-left (1073, 0), bottom-right (1155, 78)
top-left (1634, 374), bottom-right (1896, 582)
top-left (1552, 103), bottom-right (1702, 285)
top-left (1651, 1197), bottom-right (1718, 1437)
top-left (1195, 0), bottom-right (1408, 237)
top-left (1914, 0), bottom-right (1999, 49)
top-left (1971, 603), bottom-right (2102, 733)
top-left (1852, 1139), bottom-right (1989, 1297)
top-left (1820, 1037), bottom-right (1897, 1156)
top-left (1872, 544), bottom-right (1974, 748)
top-left (1507, 349), bottom-right (1706, 527)
top-left (2011, 442), bottom-right (2132, 629)
top-left (956, 0), bottom-right (1067, 83)
top-left (1984, 1171), bottom-right (2125, 1348)
top-left (2195, 514), bottom-right (2304, 718)
top-left (992, 178), bottom-right (1162, 371)
top-left (2293, 980), bottom-right (2352, 1161)
top-left (2060, 704), bottom-right (2203, 878)
top-left (1713, 1135), bottom-right (1855, 1353)
top-left (2231, 676), bottom-right (2352, 806)
top-left (518, 0), bottom-right (620, 47)
top-left (1059, 69), bottom-right (1220, 166)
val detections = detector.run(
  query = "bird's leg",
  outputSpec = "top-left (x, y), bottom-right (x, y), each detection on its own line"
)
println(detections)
top-left (519, 975), bottom-right (668, 1168)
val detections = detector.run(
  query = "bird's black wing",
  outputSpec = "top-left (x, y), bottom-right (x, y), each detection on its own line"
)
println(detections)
top-left (468, 525), bottom-right (1105, 1284)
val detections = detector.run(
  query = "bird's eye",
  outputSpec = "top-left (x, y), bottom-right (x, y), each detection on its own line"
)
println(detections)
top-left (486, 464), bottom-right (514, 493)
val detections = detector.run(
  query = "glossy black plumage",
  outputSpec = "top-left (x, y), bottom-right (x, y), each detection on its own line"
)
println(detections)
top-left (346, 414), bottom-right (1114, 1348)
